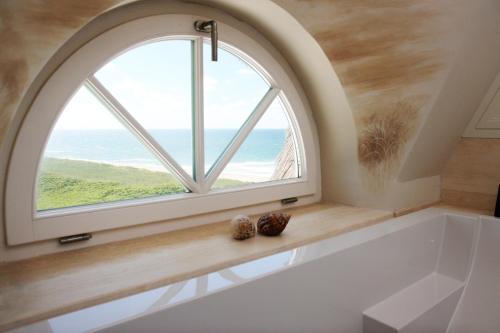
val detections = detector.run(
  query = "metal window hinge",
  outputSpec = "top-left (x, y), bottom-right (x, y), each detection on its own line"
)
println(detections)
top-left (194, 20), bottom-right (218, 61)
top-left (58, 233), bottom-right (92, 245)
top-left (281, 197), bottom-right (298, 205)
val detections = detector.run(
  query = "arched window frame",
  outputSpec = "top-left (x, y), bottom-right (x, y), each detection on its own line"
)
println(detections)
top-left (5, 14), bottom-right (320, 245)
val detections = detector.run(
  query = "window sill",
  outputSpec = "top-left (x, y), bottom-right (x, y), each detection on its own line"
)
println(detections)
top-left (0, 203), bottom-right (392, 331)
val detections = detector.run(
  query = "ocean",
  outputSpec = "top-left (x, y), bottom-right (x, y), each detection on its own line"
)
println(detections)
top-left (44, 129), bottom-right (289, 180)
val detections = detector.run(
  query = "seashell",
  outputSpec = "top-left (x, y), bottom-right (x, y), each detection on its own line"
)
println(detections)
top-left (230, 215), bottom-right (255, 240)
top-left (257, 212), bottom-right (291, 236)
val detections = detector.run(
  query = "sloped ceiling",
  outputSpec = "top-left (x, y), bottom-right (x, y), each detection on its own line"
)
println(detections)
top-left (274, 0), bottom-right (456, 184)
top-left (275, 0), bottom-right (500, 189)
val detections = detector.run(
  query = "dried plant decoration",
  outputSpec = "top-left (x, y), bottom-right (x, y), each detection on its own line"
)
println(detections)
top-left (357, 96), bottom-right (425, 189)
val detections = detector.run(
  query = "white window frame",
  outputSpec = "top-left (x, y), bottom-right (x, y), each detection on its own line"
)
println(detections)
top-left (5, 14), bottom-right (319, 245)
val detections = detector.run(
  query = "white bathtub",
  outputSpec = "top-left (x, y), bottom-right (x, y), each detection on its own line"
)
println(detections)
top-left (12, 208), bottom-right (500, 333)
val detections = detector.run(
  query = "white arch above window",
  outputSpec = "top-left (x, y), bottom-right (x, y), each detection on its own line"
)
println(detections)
top-left (6, 14), bottom-right (319, 245)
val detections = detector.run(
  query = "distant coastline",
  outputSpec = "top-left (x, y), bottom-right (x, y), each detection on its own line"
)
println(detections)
top-left (44, 128), bottom-right (288, 182)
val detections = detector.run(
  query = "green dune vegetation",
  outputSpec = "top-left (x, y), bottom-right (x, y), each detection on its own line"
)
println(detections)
top-left (37, 158), bottom-right (246, 211)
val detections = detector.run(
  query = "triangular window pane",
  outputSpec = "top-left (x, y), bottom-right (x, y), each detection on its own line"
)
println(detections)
top-left (213, 98), bottom-right (299, 189)
top-left (204, 43), bottom-right (270, 174)
top-left (36, 85), bottom-right (187, 211)
top-left (95, 40), bottom-right (194, 177)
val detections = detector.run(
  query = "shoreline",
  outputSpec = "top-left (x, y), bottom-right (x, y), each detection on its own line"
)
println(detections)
top-left (43, 157), bottom-right (276, 182)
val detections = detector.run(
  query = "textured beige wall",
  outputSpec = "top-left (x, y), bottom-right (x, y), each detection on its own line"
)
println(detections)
top-left (0, 0), bottom-right (125, 139)
top-left (442, 138), bottom-right (500, 213)
top-left (273, 0), bottom-right (458, 186)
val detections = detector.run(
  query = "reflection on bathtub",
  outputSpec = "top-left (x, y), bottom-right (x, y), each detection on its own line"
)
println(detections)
top-left (31, 250), bottom-right (298, 333)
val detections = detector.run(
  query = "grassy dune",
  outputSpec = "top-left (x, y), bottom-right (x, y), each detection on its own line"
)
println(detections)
top-left (37, 158), bottom-right (245, 210)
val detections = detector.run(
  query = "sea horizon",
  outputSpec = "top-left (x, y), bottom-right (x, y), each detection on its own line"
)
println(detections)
top-left (43, 128), bottom-right (290, 181)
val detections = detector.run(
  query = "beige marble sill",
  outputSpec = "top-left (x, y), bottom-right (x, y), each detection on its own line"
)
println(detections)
top-left (433, 202), bottom-right (494, 216)
top-left (0, 203), bottom-right (393, 331)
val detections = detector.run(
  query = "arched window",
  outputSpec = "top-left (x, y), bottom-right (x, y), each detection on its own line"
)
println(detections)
top-left (6, 14), bottom-right (319, 245)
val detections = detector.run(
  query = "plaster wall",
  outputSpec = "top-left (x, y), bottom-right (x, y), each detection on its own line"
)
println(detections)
top-left (441, 138), bottom-right (500, 213)
top-left (399, 0), bottom-right (500, 181)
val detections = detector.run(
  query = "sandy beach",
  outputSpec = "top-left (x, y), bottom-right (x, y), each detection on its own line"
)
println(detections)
top-left (55, 158), bottom-right (276, 183)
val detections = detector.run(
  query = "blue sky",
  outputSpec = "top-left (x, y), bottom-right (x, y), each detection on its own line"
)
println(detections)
top-left (56, 40), bottom-right (289, 130)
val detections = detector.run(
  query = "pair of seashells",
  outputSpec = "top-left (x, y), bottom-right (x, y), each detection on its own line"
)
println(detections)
top-left (231, 212), bottom-right (291, 240)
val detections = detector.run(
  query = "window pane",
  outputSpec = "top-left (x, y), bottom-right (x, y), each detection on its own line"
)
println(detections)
top-left (213, 98), bottom-right (299, 189)
top-left (95, 40), bottom-right (194, 177)
top-left (36, 85), bottom-right (187, 211)
top-left (204, 43), bottom-right (270, 174)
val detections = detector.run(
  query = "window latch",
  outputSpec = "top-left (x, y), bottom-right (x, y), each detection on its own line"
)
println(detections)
top-left (194, 20), bottom-right (218, 62)
top-left (281, 197), bottom-right (298, 205)
top-left (59, 233), bottom-right (92, 245)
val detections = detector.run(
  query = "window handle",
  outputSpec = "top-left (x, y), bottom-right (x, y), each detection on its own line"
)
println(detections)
top-left (194, 20), bottom-right (218, 61)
